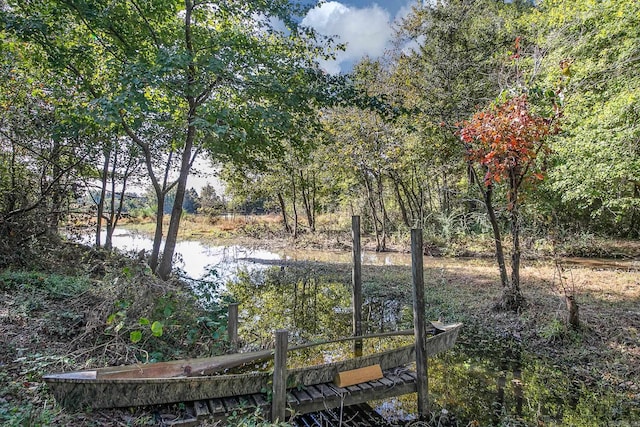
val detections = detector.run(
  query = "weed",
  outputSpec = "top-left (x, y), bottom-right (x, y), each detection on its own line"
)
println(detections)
top-left (225, 407), bottom-right (291, 427)
top-left (539, 318), bottom-right (566, 342)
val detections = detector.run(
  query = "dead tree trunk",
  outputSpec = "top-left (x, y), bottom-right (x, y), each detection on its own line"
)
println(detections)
top-left (566, 295), bottom-right (580, 329)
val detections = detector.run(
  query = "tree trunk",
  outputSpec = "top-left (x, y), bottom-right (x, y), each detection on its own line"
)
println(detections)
top-left (149, 194), bottom-right (164, 272)
top-left (104, 153), bottom-right (118, 251)
top-left (631, 182), bottom-right (640, 238)
top-left (482, 183), bottom-right (510, 303)
top-left (291, 173), bottom-right (298, 239)
top-left (105, 224), bottom-right (113, 250)
top-left (310, 173), bottom-right (317, 232)
top-left (105, 154), bottom-right (131, 251)
top-left (157, 126), bottom-right (196, 280)
top-left (566, 295), bottom-right (580, 329)
top-left (466, 162), bottom-right (479, 213)
top-left (441, 170), bottom-right (450, 215)
top-left (156, 2), bottom-right (198, 280)
top-left (277, 192), bottom-right (291, 234)
top-left (6, 145), bottom-right (17, 213)
top-left (48, 140), bottom-right (62, 234)
top-left (299, 170), bottom-right (315, 232)
top-left (502, 170), bottom-right (524, 311)
top-left (376, 174), bottom-right (388, 251)
top-left (507, 197), bottom-right (524, 310)
top-left (362, 171), bottom-right (382, 251)
top-left (96, 149), bottom-right (110, 248)
top-left (391, 175), bottom-right (411, 228)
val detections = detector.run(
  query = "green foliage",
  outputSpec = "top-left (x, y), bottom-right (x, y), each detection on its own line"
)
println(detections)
top-left (0, 0), bottom-right (638, 260)
top-left (0, 270), bottom-right (90, 298)
top-left (198, 183), bottom-right (226, 216)
top-left (539, 318), bottom-right (566, 342)
top-left (530, 0), bottom-right (640, 237)
top-left (1, 0), bottom-right (342, 278)
top-left (104, 290), bottom-right (227, 361)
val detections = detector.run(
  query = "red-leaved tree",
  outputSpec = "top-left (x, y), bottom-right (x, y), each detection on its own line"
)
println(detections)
top-left (459, 94), bottom-right (556, 310)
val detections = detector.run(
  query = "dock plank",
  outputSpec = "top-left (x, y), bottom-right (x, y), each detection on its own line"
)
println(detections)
top-left (291, 388), bottom-right (313, 405)
top-left (252, 393), bottom-right (268, 407)
top-left (290, 368), bottom-right (417, 415)
top-left (192, 368), bottom-right (418, 422)
top-left (346, 384), bottom-right (362, 393)
top-left (222, 396), bottom-right (239, 412)
top-left (207, 399), bottom-right (225, 415)
top-left (193, 400), bottom-right (209, 417)
top-left (305, 385), bottom-right (324, 400)
top-left (316, 382), bottom-right (339, 398)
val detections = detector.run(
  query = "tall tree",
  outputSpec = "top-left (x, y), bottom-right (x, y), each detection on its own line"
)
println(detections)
top-left (0, 31), bottom-right (96, 263)
top-left (198, 183), bottom-right (225, 217)
top-left (3, 0), bottom-right (336, 279)
top-left (459, 94), bottom-right (556, 310)
top-left (392, 0), bottom-right (522, 219)
top-left (323, 59), bottom-right (401, 251)
top-left (90, 134), bottom-right (142, 250)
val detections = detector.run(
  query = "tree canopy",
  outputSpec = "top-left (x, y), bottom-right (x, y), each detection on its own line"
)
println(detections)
top-left (1, 0), bottom-right (638, 277)
top-left (2, 0), bottom-right (342, 277)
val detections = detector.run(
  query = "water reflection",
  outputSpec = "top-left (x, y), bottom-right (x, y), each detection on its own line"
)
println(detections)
top-left (91, 229), bottom-right (281, 281)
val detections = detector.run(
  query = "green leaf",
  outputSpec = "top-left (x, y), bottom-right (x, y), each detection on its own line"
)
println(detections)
top-left (138, 317), bottom-right (150, 326)
top-left (106, 313), bottom-right (117, 325)
top-left (129, 330), bottom-right (143, 343)
top-left (150, 321), bottom-right (163, 337)
top-left (163, 303), bottom-right (174, 317)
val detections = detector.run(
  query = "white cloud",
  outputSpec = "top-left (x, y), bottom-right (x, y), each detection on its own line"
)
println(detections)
top-left (302, 2), bottom-right (395, 74)
top-left (395, 1), bottom-right (417, 22)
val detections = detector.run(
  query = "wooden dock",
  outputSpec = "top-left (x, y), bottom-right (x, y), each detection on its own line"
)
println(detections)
top-left (159, 368), bottom-right (417, 425)
top-left (44, 226), bottom-right (460, 425)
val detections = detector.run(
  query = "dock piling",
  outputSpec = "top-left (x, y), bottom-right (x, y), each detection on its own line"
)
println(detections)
top-left (352, 215), bottom-right (363, 357)
top-left (272, 329), bottom-right (288, 422)
top-left (411, 228), bottom-right (429, 417)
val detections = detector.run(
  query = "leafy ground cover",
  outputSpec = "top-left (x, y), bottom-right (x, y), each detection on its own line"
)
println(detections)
top-left (0, 239), bottom-right (232, 426)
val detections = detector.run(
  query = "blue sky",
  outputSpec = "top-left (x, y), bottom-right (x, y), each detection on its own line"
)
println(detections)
top-left (301, 1), bottom-right (420, 74)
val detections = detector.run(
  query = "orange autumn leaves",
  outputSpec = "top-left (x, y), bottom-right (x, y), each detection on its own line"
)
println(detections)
top-left (459, 95), bottom-right (555, 190)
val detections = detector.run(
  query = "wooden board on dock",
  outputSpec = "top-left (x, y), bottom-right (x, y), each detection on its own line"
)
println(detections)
top-left (199, 368), bottom-right (418, 419)
top-left (334, 364), bottom-right (383, 388)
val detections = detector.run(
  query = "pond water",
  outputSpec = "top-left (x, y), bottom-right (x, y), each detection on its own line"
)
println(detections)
top-left (92, 229), bottom-right (281, 282)
top-left (101, 230), bottom-right (636, 425)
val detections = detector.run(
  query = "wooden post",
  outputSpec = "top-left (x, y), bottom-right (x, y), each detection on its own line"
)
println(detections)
top-left (411, 228), bottom-right (429, 417)
top-left (227, 303), bottom-right (239, 351)
top-left (352, 215), bottom-right (363, 357)
top-left (271, 329), bottom-right (288, 422)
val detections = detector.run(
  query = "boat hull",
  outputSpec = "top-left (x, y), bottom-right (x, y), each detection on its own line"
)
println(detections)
top-left (44, 323), bottom-right (461, 410)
